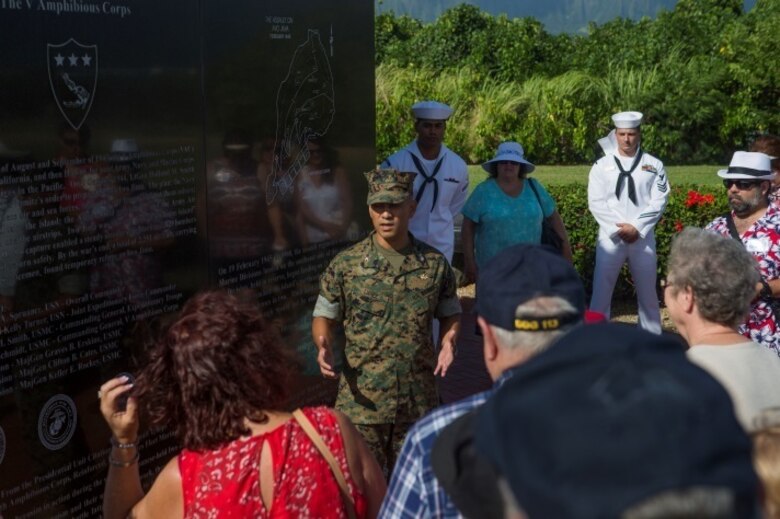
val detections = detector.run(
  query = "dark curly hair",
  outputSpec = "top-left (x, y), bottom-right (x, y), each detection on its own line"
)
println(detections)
top-left (134, 290), bottom-right (298, 451)
top-left (487, 162), bottom-right (527, 180)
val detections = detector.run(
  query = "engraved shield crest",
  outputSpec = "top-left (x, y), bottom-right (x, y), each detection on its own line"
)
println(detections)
top-left (47, 38), bottom-right (98, 130)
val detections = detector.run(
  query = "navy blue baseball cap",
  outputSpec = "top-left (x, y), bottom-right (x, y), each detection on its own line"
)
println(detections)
top-left (465, 323), bottom-right (757, 518)
top-left (475, 244), bottom-right (586, 331)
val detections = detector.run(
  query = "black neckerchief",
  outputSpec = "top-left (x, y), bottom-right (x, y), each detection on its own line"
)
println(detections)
top-left (408, 150), bottom-right (444, 212)
top-left (613, 149), bottom-right (644, 205)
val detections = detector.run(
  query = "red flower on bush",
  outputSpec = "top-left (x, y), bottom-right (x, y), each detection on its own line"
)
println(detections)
top-left (685, 190), bottom-right (716, 208)
top-left (674, 220), bottom-right (684, 232)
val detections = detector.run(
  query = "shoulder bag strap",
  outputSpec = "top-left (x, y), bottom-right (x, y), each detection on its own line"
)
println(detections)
top-left (527, 178), bottom-right (548, 218)
top-left (292, 409), bottom-right (357, 519)
top-left (724, 212), bottom-right (742, 242)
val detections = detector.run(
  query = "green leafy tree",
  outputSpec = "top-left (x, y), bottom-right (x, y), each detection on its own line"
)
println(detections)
top-left (413, 4), bottom-right (494, 72)
top-left (375, 11), bottom-right (423, 66)
top-left (718, 0), bottom-right (780, 146)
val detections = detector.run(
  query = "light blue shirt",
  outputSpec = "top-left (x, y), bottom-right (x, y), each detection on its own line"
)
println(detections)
top-left (462, 178), bottom-right (555, 269)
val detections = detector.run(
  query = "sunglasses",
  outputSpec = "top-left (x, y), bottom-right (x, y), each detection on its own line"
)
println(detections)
top-left (723, 179), bottom-right (761, 190)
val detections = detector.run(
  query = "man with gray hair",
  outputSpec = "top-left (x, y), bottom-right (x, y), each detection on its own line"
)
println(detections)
top-left (379, 244), bottom-right (586, 518)
top-left (664, 226), bottom-right (780, 430)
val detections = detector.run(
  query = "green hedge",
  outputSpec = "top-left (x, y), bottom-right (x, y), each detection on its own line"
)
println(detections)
top-left (547, 182), bottom-right (729, 298)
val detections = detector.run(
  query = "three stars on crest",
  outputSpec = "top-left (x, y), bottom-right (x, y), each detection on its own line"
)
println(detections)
top-left (53, 53), bottom-right (92, 67)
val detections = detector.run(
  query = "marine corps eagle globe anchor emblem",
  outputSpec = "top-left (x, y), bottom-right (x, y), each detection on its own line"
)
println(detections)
top-left (47, 38), bottom-right (98, 130)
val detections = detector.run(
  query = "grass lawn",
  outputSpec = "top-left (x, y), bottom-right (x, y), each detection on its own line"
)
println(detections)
top-left (467, 164), bottom-right (722, 192)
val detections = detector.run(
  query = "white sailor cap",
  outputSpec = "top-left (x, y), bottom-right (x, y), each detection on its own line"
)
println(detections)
top-left (110, 138), bottom-right (139, 163)
top-left (110, 138), bottom-right (139, 154)
top-left (717, 151), bottom-right (775, 180)
top-left (611, 111), bottom-right (643, 129)
top-left (412, 101), bottom-right (453, 121)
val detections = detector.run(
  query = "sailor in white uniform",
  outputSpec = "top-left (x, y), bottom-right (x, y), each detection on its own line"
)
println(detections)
top-left (588, 111), bottom-right (670, 334)
top-left (381, 101), bottom-right (469, 264)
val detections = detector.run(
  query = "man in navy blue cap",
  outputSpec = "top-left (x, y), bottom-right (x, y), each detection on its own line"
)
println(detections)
top-left (379, 244), bottom-right (586, 518)
top-left (432, 323), bottom-right (758, 519)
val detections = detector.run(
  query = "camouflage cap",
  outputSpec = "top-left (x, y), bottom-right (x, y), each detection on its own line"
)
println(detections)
top-left (365, 168), bottom-right (416, 205)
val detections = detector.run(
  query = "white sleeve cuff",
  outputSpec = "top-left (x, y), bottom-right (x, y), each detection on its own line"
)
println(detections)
top-left (313, 294), bottom-right (341, 320)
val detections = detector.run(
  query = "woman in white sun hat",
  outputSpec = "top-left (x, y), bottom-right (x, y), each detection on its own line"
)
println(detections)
top-left (461, 141), bottom-right (571, 283)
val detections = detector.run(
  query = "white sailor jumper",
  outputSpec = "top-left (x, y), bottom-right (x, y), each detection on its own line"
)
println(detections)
top-left (382, 142), bottom-right (469, 263)
top-left (587, 149), bottom-right (669, 334)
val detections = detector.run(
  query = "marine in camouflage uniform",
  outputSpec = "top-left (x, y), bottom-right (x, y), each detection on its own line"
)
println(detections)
top-left (312, 168), bottom-right (461, 474)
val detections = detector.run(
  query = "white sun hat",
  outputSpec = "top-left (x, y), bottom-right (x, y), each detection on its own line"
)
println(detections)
top-left (717, 151), bottom-right (774, 180)
top-left (481, 141), bottom-right (535, 175)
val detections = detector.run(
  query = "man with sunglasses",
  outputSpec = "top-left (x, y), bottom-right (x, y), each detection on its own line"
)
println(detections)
top-left (707, 151), bottom-right (780, 356)
top-left (588, 111), bottom-right (669, 334)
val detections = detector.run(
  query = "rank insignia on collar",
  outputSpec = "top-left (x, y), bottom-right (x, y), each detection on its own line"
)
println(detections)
top-left (420, 273), bottom-right (429, 280)
top-left (641, 165), bottom-right (658, 173)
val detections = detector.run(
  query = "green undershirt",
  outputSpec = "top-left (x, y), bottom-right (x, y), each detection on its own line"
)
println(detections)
top-left (373, 234), bottom-right (413, 271)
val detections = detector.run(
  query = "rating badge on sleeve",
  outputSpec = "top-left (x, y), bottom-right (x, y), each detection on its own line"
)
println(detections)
top-left (47, 38), bottom-right (98, 130)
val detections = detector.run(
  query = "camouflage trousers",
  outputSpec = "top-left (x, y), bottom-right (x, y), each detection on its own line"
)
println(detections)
top-left (353, 421), bottom-right (413, 478)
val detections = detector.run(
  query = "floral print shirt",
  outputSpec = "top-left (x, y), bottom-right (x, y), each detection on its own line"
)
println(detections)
top-left (708, 206), bottom-right (780, 356)
top-left (179, 407), bottom-right (367, 518)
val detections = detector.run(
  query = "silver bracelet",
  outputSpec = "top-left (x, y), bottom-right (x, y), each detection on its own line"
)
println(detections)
top-left (110, 437), bottom-right (137, 449)
top-left (109, 450), bottom-right (139, 468)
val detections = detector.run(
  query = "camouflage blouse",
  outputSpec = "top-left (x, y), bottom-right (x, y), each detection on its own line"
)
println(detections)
top-left (314, 233), bottom-right (460, 424)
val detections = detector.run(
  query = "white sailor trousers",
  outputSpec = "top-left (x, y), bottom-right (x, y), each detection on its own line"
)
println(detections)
top-left (590, 232), bottom-right (662, 334)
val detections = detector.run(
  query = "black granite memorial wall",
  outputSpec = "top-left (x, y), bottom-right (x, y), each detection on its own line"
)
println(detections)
top-left (0, 0), bottom-right (374, 515)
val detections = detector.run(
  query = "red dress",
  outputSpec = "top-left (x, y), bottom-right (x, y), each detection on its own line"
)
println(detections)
top-left (178, 406), bottom-right (367, 518)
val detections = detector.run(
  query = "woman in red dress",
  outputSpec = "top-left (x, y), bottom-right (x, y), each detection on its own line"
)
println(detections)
top-left (99, 290), bottom-right (385, 518)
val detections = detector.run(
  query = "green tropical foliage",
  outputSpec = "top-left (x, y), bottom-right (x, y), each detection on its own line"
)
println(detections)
top-left (375, 0), bottom-right (780, 165)
top-left (377, 0), bottom-right (691, 34)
